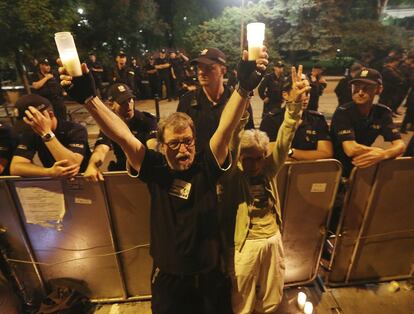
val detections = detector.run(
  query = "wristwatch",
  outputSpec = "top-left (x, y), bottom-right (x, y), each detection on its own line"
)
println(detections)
top-left (42, 131), bottom-right (55, 142)
top-left (288, 148), bottom-right (295, 158)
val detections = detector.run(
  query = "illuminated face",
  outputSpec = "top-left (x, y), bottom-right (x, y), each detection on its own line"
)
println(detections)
top-left (161, 126), bottom-right (196, 171)
top-left (89, 55), bottom-right (96, 62)
top-left (116, 56), bottom-right (127, 67)
top-left (240, 147), bottom-right (266, 177)
top-left (274, 66), bottom-right (284, 76)
top-left (39, 63), bottom-right (51, 74)
top-left (197, 63), bottom-right (225, 87)
top-left (351, 82), bottom-right (380, 106)
top-left (301, 91), bottom-right (310, 110)
top-left (112, 98), bottom-right (135, 121)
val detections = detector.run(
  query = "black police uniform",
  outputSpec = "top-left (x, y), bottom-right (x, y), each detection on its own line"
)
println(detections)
top-left (138, 146), bottom-right (231, 314)
top-left (86, 59), bottom-right (104, 97)
top-left (404, 136), bottom-right (414, 157)
top-left (177, 87), bottom-right (254, 152)
top-left (154, 56), bottom-right (172, 100)
top-left (144, 62), bottom-right (160, 98)
top-left (308, 74), bottom-right (327, 111)
top-left (170, 57), bottom-right (186, 98)
top-left (260, 108), bottom-right (330, 149)
top-left (95, 110), bottom-right (157, 171)
top-left (14, 121), bottom-right (91, 172)
top-left (334, 75), bottom-right (353, 107)
top-left (330, 102), bottom-right (401, 177)
top-left (379, 65), bottom-right (404, 113)
top-left (0, 123), bottom-right (17, 176)
top-left (258, 72), bottom-right (289, 116)
top-left (33, 72), bottom-right (67, 121)
top-left (111, 66), bottom-right (136, 93)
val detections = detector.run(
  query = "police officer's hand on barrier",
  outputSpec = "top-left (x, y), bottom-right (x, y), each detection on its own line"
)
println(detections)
top-left (59, 61), bottom-right (96, 104)
top-left (48, 160), bottom-right (80, 178)
top-left (83, 164), bottom-right (104, 182)
top-left (237, 47), bottom-right (268, 92)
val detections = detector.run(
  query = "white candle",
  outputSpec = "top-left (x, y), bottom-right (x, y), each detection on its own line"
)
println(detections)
top-left (246, 22), bottom-right (265, 61)
top-left (297, 292), bottom-right (307, 310)
top-left (304, 301), bottom-right (313, 314)
top-left (54, 32), bottom-right (82, 77)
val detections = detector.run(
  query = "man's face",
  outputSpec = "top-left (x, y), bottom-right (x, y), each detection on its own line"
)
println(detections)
top-left (170, 52), bottom-right (176, 59)
top-left (301, 91), bottom-right (310, 110)
top-left (160, 52), bottom-right (166, 59)
top-left (112, 98), bottom-right (135, 121)
top-left (241, 147), bottom-right (266, 178)
top-left (274, 66), bottom-right (283, 76)
top-left (197, 63), bottom-right (225, 87)
top-left (352, 81), bottom-right (381, 106)
top-left (161, 126), bottom-right (195, 171)
top-left (89, 55), bottom-right (96, 63)
top-left (116, 56), bottom-right (127, 67)
top-left (39, 63), bottom-right (51, 74)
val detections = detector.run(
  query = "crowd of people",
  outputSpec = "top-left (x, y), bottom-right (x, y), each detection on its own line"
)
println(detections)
top-left (1, 44), bottom-right (414, 314)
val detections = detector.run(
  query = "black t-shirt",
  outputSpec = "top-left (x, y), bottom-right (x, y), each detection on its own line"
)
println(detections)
top-left (154, 57), bottom-right (171, 77)
top-left (95, 110), bottom-right (157, 170)
top-left (177, 87), bottom-right (254, 151)
top-left (111, 66), bottom-right (136, 91)
top-left (260, 108), bottom-right (330, 150)
top-left (0, 124), bottom-right (17, 176)
top-left (330, 102), bottom-right (401, 177)
top-left (14, 121), bottom-right (91, 172)
top-left (170, 58), bottom-right (186, 80)
top-left (33, 72), bottom-right (63, 100)
top-left (138, 147), bottom-right (229, 274)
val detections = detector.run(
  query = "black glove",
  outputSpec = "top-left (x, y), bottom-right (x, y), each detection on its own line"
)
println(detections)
top-left (65, 72), bottom-right (96, 104)
top-left (237, 60), bottom-right (266, 92)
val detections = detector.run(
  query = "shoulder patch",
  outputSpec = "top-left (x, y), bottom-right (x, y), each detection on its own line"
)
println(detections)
top-left (307, 110), bottom-right (324, 116)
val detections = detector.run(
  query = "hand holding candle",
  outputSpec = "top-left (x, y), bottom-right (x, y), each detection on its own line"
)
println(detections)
top-left (54, 32), bottom-right (82, 77)
top-left (247, 22), bottom-right (265, 61)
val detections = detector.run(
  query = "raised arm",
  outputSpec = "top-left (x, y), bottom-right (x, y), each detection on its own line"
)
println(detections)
top-left (210, 49), bottom-right (268, 166)
top-left (60, 63), bottom-right (146, 173)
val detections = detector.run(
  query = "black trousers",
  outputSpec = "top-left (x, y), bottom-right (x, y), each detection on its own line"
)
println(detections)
top-left (151, 266), bottom-right (232, 314)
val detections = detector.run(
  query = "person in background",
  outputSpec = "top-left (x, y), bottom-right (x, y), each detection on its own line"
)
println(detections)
top-left (84, 83), bottom-right (157, 182)
top-left (334, 63), bottom-right (363, 107)
top-left (10, 95), bottom-right (90, 178)
top-left (308, 64), bottom-right (327, 111)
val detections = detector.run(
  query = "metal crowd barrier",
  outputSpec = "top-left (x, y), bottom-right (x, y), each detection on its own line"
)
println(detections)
top-left (278, 159), bottom-right (342, 286)
top-left (327, 157), bottom-right (414, 286)
top-left (1, 158), bottom-right (413, 306)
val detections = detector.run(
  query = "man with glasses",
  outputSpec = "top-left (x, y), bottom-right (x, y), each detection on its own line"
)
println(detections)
top-left (260, 76), bottom-right (333, 161)
top-left (59, 48), bottom-right (268, 314)
top-left (84, 83), bottom-right (157, 182)
top-left (177, 48), bottom-right (254, 152)
top-left (330, 68), bottom-right (405, 178)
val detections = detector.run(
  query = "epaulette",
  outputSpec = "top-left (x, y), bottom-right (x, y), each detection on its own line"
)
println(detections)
top-left (375, 103), bottom-right (392, 112)
top-left (179, 89), bottom-right (198, 107)
top-left (267, 108), bottom-right (284, 117)
top-left (338, 102), bottom-right (353, 111)
top-left (307, 110), bottom-right (325, 117)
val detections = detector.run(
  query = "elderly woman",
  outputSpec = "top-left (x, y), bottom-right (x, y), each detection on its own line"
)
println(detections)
top-left (220, 66), bottom-right (310, 314)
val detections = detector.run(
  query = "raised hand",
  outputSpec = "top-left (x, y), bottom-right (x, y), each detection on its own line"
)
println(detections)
top-left (23, 106), bottom-right (52, 136)
top-left (59, 60), bottom-right (96, 104)
top-left (237, 46), bottom-right (269, 92)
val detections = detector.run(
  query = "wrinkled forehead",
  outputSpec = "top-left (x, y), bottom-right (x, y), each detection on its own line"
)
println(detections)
top-left (163, 125), bottom-right (193, 141)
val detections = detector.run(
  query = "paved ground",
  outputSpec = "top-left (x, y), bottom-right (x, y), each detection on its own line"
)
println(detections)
top-left (87, 79), bottom-right (414, 314)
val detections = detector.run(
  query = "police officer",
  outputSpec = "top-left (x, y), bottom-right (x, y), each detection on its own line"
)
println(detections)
top-left (84, 83), bottom-right (158, 182)
top-left (131, 57), bottom-right (146, 99)
top-left (155, 49), bottom-right (172, 101)
top-left (32, 58), bottom-right (67, 121)
top-left (86, 52), bottom-right (104, 98)
top-left (177, 48), bottom-right (254, 152)
top-left (260, 78), bottom-right (333, 160)
top-left (258, 61), bottom-right (289, 117)
top-left (110, 51), bottom-right (136, 92)
top-left (308, 64), bottom-right (327, 111)
top-left (334, 63), bottom-right (363, 107)
top-left (404, 136), bottom-right (414, 157)
top-left (0, 123), bottom-right (17, 176)
top-left (400, 53), bottom-right (414, 133)
top-left (170, 50), bottom-right (189, 99)
top-left (10, 94), bottom-right (91, 177)
top-left (144, 56), bottom-right (160, 98)
top-left (330, 68), bottom-right (406, 178)
top-left (379, 56), bottom-right (404, 115)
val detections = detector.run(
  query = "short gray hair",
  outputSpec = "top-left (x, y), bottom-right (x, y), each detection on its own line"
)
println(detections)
top-left (157, 112), bottom-right (195, 143)
top-left (240, 129), bottom-right (270, 155)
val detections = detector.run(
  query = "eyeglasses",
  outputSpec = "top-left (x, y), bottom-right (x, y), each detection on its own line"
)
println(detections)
top-left (164, 137), bottom-right (195, 150)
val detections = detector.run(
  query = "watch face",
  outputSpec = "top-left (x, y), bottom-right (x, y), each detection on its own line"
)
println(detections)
top-left (44, 133), bottom-right (52, 140)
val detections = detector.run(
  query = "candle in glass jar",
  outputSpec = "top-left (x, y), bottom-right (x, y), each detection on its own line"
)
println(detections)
top-left (54, 32), bottom-right (82, 77)
top-left (246, 22), bottom-right (265, 61)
